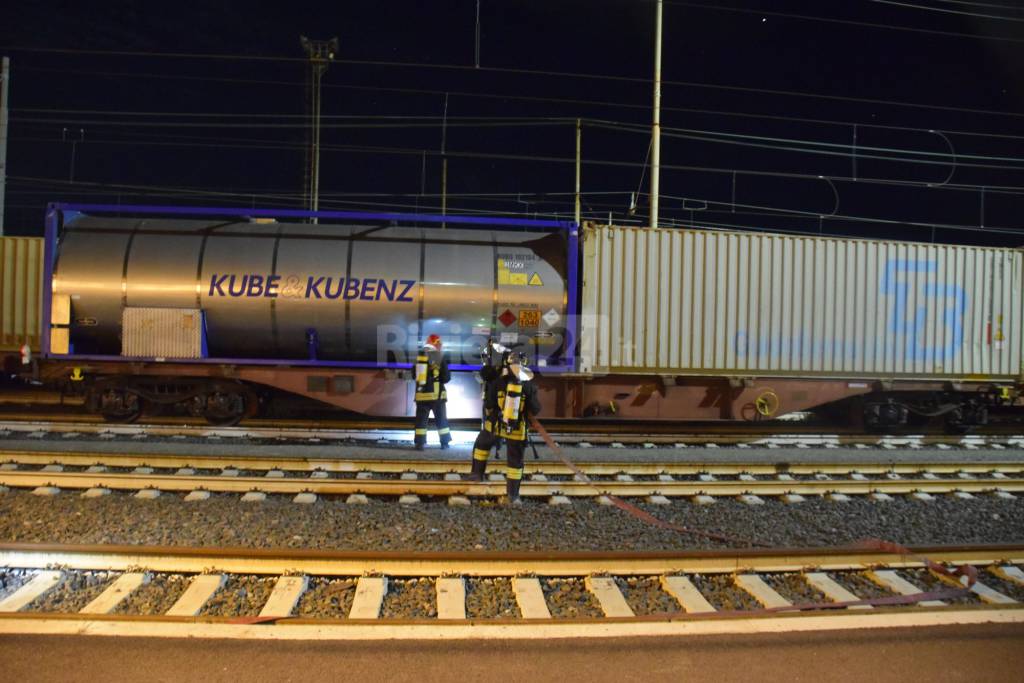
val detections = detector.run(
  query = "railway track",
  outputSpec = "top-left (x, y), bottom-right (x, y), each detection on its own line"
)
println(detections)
top-left (0, 543), bottom-right (1020, 639)
top-left (1, 418), bottom-right (1022, 450)
top-left (1, 450), bottom-right (1020, 503)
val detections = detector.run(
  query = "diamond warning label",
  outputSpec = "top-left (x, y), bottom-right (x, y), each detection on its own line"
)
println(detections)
top-left (498, 309), bottom-right (516, 327)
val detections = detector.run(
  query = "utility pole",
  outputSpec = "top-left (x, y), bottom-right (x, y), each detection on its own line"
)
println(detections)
top-left (441, 93), bottom-right (449, 227)
top-left (574, 118), bottom-right (582, 226)
top-left (649, 0), bottom-right (663, 229)
top-left (300, 35), bottom-right (338, 223)
top-left (0, 57), bottom-right (9, 235)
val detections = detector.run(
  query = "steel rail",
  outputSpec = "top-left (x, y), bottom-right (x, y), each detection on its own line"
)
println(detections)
top-left (1, 449), bottom-right (1023, 475)
top-left (2, 542), bottom-right (1022, 575)
top-left (1, 418), bottom-right (1020, 447)
top-left (2, 470), bottom-right (1021, 497)
top-left (0, 543), bottom-right (1021, 640)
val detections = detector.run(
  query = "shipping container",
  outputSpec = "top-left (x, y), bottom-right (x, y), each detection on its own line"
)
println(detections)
top-left (0, 237), bottom-right (44, 352)
top-left (579, 224), bottom-right (1023, 380)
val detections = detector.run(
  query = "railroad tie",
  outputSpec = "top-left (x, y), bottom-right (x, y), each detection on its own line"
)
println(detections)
top-left (259, 576), bottom-right (309, 618)
top-left (967, 581), bottom-right (1016, 605)
top-left (436, 577), bottom-right (466, 620)
top-left (165, 574), bottom-right (227, 616)
top-left (511, 577), bottom-right (551, 619)
top-left (80, 572), bottom-right (150, 614)
top-left (0, 570), bottom-right (63, 612)
top-left (865, 570), bottom-right (945, 607)
top-left (660, 575), bottom-right (715, 614)
top-left (349, 577), bottom-right (387, 619)
top-left (803, 572), bottom-right (871, 610)
top-left (585, 576), bottom-right (634, 617)
top-left (991, 566), bottom-right (1024, 586)
top-left (733, 575), bottom-right (791, 609)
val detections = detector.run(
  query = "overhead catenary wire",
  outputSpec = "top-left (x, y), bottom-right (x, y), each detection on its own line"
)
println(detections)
top-left (657, 0), bottom-right (1024, 42)
top-left (18, 112), bottom-right (1024, 181)
top-left (869, 0), bottom-right (1024, 21)
top-left (12, 174), bottom-right (1020, 237)
top-left (15, 109), bottom-right (1024, 169)
top-left (933, 0), bottom-right (1024, 10)
top-left (7, 47), bottom-right (1024, 120)
top-left (15, 129), bottom-right (1024, 199)
top-left (18, 66), bottom-right (1024, 144)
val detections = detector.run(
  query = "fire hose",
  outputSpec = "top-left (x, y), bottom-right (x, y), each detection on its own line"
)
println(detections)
top-left (529, 416), bottom-right (978, 612)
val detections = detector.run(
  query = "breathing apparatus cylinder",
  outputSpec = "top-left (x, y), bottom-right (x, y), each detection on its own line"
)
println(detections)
top-left (503, 381), bottom-right (523, 430)
top-left (415, 354), bottom-right (429, 386)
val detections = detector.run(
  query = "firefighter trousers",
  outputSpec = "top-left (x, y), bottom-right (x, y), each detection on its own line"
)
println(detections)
top-left (471, 429), bottom-right (524, 476)
top-left (414, 400), bottom-right (450, 447)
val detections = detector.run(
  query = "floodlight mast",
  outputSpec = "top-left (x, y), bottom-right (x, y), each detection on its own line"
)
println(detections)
top-left (300, 36), bottom-right (338, 224)
top-left (649, 0), bottom-right (662, 229)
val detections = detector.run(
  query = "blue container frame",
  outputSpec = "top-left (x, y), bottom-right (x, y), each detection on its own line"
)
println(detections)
top-left (43, 203), bottom-right (580, 374)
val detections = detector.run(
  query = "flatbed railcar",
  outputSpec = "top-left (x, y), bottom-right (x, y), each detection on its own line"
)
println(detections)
top-left (14, 203), bottom-right (1024, 430)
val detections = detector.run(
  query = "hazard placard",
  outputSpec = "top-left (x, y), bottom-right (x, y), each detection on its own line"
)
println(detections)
top-left (528, 272), bottom-right (543, 286)
top-left (518, 309), bottom-right (540, 328)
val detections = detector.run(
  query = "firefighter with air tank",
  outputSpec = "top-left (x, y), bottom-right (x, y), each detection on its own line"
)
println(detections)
top-left (468, 350), bottom-right (541, 504)
top-left (413, 334), bottom-right (451, 450)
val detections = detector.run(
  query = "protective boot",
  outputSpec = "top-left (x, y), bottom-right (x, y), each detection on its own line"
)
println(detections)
top-left (506, 477), bottom-right (522, 505)
top-left (468, 457), bottom-right (487, 482)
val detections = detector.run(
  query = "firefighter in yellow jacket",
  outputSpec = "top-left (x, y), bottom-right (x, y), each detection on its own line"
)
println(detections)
top-left (413, 334), bottom-right (451, 450)
top-left (468, 351), bottom-right (541, 503)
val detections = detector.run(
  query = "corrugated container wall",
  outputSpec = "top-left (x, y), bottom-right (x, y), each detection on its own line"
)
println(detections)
top-left (0, 237), bottom-right (44, 352)
top-left (580, 225), bottom-right (1023, 380)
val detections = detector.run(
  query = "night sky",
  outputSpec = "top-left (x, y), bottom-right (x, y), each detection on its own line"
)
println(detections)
top-left (2, 1), bottom-right (1023, 246)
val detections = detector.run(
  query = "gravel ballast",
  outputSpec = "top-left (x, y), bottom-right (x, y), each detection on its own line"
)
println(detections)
top-left (762, 573), bottom-right (828, 605)
top-left (27, 571), bottom-right (117, 613)
top-left (296, 578), bottom-right (356, 619)
top-left (690, 574), bottom-right (761, 611)
top-left (465, 578), bottom-right (520, 619)
top-left (899, 568), bottom-right (983, 605)
top-left (380, 578), bottom-right (436, 619)
top-left (112, 573), bottom-right (190, 615)
top-left (828, 572), bottom-right (900, 601)
top-left (614, 576), bottom-right (681, 615)
top-left (198, 575), bottom-right (276, 617)
top-left (0, 490), bottom-right (1019, 552)
top-left (541, 578), bottom-right (603, 618)
top-left (0, 568), bottom-right (32, 602)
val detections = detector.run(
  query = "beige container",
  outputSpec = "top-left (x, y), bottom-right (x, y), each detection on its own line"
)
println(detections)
top-left (121, 307), bottom-right (205, 359)
top-left (580, 224), bottom-right (1022, 379)
top-left (0, 237), bottom-right (44, 352)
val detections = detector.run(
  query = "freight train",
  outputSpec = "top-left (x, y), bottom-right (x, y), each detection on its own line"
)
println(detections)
top-left (3, 203), bottom-right (1021, 431)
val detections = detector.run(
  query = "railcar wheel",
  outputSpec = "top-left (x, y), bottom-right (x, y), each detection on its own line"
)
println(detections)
top-left (200, 390), bottom-right (248, 426)
top-left (97, 389), bottom-right (144, 424)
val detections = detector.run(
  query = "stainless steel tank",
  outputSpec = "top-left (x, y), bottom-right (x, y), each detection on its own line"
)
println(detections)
top-left (53, 214), bottom-right (569, 367)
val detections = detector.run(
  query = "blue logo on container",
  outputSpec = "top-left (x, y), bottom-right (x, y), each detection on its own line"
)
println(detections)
top-left (882, 259), bottom-right (966, 363)
top-left (733, 258), bottom-right (969, 364)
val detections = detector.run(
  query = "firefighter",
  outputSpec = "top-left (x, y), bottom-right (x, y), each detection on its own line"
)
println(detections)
top-left (478, 340), bottom-right (510, 457)
top-left (468, 351), bottom-right (541, 504)
top-left (413, 334), bottom-right (451, 450)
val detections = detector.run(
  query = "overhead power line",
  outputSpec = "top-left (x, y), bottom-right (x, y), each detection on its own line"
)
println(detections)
top-left (870, 0), bottom-right (1024, 21)
top-left (17, 126), bottom-right (1024, 195)
top-left (659, 0), bottom-right (1024, 43)
top-left (11, 174), bottom-right (1020, 236)
top-left (19, 66), bottom-right (1024, 143)
top-left (7, 46), bottom-right (1024, 119)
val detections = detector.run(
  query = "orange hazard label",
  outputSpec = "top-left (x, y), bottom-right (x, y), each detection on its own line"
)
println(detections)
top-left (518, 309), bottom-right (540, 328)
